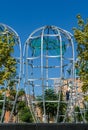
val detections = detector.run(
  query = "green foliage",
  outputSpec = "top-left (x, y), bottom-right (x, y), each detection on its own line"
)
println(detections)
top-left (37, 89), bottom-right (58, 117)
top-left (57, 91), bottom-right (67, 122)
top-left (0, 34), bottom-right (16, 85)
top-left (84, 96), bottom-right (88, 101)
top-left (74, 106), bottom-right (83, 122)
top-left (18, 89), bottom-right (25, 98)
top-left (19, 107), bottom-right (33, 123)
top-left (37, 89), bottom-right (67, 123)
top-left (4, 89), bottom-right (33, 123)
top-left (17, 101), bottom-right (26, 110)
top-left (73, 14), bottom-right (88, 92)
top-left (44, 89), bottom-right (58, 116)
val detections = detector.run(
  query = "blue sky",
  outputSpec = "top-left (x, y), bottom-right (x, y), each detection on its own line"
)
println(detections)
top-left (0, 0), bottom-right (88, 45)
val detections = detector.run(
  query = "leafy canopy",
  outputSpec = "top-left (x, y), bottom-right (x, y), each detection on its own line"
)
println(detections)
top-left (73, 14), bottom-right (88, 93)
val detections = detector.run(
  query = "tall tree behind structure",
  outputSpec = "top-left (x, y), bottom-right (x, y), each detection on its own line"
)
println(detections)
top-left (73, 15), bottom-right (88, 93)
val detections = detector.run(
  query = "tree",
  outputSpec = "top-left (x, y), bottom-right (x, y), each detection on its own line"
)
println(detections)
top-left (0, 34), bottom-right (16, 85)
top-left (37, 89), bottom-right (58, 122)
top-left (19, 107), bottom-right (33, 123)
top-left (73, 15), bottom-right (88, 93)
top-left (0, 30), bottom-right (18, 122)
top-left (5, 89), bottom-right (33, 123)
top-left (37, 89), bottom-right (67, 123)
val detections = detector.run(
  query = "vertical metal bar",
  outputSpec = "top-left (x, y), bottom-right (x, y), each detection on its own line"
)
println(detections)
top-left (19, 37), bottom-right (22, 79)
top-left (69, 37), bottom-right (76, 122)
top-left (41, 27), bottom-right (46, 123)
top-left (26, 43), bottom-right (29, 84)
top-left (54, 27), bottom-right (63, 123)
top-left (46, 37), bottom-right (49, 89)
top-left (46, 53), bottom-right (48, 89)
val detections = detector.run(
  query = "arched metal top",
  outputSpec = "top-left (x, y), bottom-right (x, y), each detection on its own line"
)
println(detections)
top-left (0, 23), bottom-right (18, 36)
top-left (24, 25), bottom-right (74, 64)
top-left (25, 25), bottom-right (73, 44)
top-left (0, 23), bottom-right (21, 45)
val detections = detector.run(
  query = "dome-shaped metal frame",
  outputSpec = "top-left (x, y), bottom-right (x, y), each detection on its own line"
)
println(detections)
top-left (24, 25), bottom-right (78, 123)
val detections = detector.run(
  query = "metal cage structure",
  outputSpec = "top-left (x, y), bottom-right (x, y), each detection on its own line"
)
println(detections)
top-left (23, 25), bottom-right (79, 123)
top-left (0, 24), bottom-right (87, 123)
top-left (0, 23), bottom-right (22, 122)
